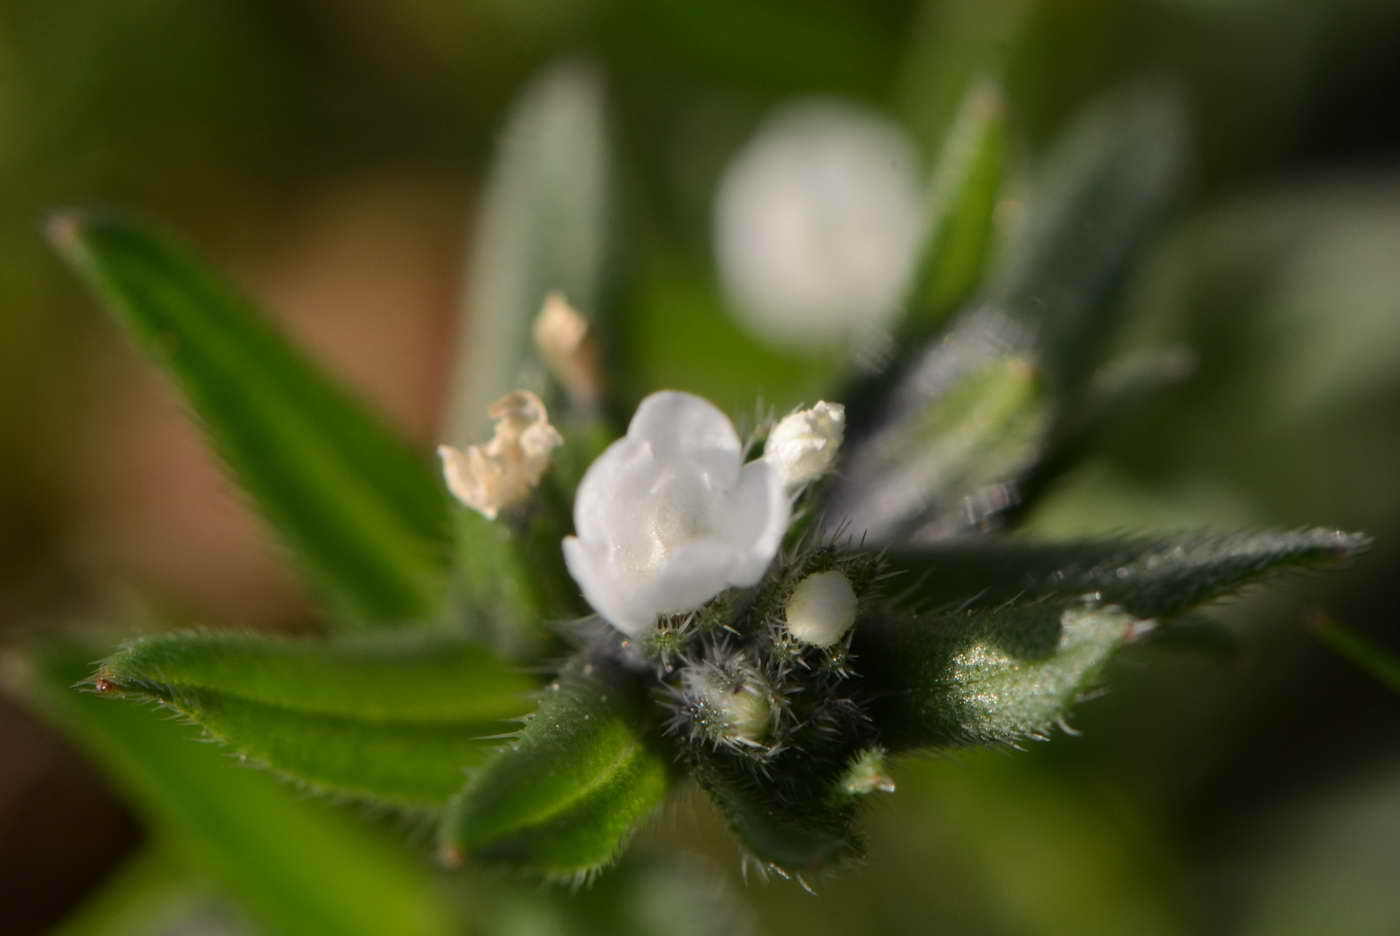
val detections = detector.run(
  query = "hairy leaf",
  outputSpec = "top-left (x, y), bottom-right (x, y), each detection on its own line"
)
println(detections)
top-left (442, 61), bottom-right (611, 447)
top-left (856, 601), bottom-right (1141, 750)
top-left (93, 630), bottom-right (535, 807)
top-left (27, 647), bottom-right (457, 936)
top-left (882, 529), bottom-right (1370, 618)
top-left (688, 746), bottom-right (864, 877)
top-left (48, 215), bottom-right (449, 627)
top-left (439, 655), bottom-right (671, 880)
top-left (831, 353), bottom-right (1051, 540)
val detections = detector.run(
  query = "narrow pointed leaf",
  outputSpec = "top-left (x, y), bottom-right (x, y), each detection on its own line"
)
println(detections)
top-left (834, 90), bottom-right (1183, 537)
top-left (439, 655), bottom-right (671, 879)
top-left (882, 529), bottom-right (1370, 619)
top-left (904, 79), bottom-right (1007, 335)
top-left (443, 61), bottom-right (611, 447)
top-left (93, 630), bottom-right (535, 808)
top-left (48, 215), bottom-right (449, 627)
top-left (988, 87), bottom-right (1185, 401)
top-left (831, 353), bottom-right (1052, 540)
top-left (25, 647), bottom-right (457, 936)
top-left (856, 601), bottom-right (1141, 751)
top-left (838, 79), bottom-right (1009, 438)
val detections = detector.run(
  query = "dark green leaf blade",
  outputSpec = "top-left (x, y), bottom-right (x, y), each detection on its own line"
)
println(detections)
top-left (24, 647), bottom-right (458, 936)
top-left (881, 529), bottom-right (1370, 619)
top-left (832, 89), bottom-right (1184, 539)
top-left (857, 601), bottom-right (1142, 751)
top-left (439, 655), bottom-right (672, 880)
top-left (94, 630), bottom-right (536, 807)
top-left (688, 746), bottom-right (866, 877)
top-left (48, 214), bottom-right (449, 627)
top-left (988, 87), bottom-right (1185, 401)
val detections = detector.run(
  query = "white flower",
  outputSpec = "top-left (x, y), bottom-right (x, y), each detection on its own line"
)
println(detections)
top-left (783, 570), bottom-right (858, 648)
top-left (438, 390), bottom-right (562, 520)
top-left (714, 100), bottom-right (923, 351)
top-left (562, 390), bottom-right (791, 637)
top-left (764, 401), bottom-right (845, 489)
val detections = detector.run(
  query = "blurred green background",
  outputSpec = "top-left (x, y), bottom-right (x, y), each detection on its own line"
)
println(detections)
top-left (3, 0), bottom-right (1400, 933)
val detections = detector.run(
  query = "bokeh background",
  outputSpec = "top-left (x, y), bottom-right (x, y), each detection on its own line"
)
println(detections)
top-left (4, 0), bottom-right (1400, 933)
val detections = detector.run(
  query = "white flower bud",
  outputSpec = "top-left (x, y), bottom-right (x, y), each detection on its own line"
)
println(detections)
top-left (683, 666), bottom-right (774, 746)
top-left (562, 391), bottom-right (791, 637)
top-left (764, 401), bottom-right (845, 489)
top-left (438, 390), bottom-right (562, 520)
top-left (784, 570), bottom-right (858, 648)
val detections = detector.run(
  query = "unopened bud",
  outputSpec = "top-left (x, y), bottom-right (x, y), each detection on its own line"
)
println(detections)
top-left (438, 390), bottom-right (562, 520)
top-left (533, 292), bottom-right (602, 403)
top-left (764, 401), bottom-right (845, 488)
top-left (683, 666), bottom-right (774, 747)
top-left (784, 570), bottom-right (857, 648)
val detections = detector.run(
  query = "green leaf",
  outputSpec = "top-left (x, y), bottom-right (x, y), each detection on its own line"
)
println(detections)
top-left (903, 79), bottom-right (1007, 335)
top-left (442, 61), bottom-right (611, 447)
top-left (24, 647), bottom-right (458, 936)
top-left (856, 600), bottom-right (1140, 750)
top-left (1312, 615), bottom-right (1400, 693)
top-left (439, 655), bottom-right (672, 880)
top-left (688, 746), bottom-right (864, 877)
top-left (831, 353), bottom-right (1052, 540)
top-left (47, 215), bottom-right (449, 628)
top-left (882, 529), bottom-right (1370, 619)
top-left (92, 629), bottom-right (536, 808)
top-left (445, 421), bottom-right (607, 659)
top-left (987, 87), bottom-right (1184, 401)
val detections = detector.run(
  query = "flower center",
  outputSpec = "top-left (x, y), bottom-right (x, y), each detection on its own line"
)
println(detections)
top-left (615, 467), bottom-right (711, 573)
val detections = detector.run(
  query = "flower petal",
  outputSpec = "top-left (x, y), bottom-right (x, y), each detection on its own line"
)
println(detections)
top-left (628, 390), bottom-right (742, 462)
top-left (562, 535), bottom-right (651, 637)
top-left (715, 459), bottom-right (790, 586)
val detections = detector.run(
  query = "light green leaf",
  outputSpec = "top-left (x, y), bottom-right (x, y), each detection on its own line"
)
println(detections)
top-left (92, 629), bottom-right (536, 808)
top-left (856, 601), bottom-right (1140, 750)
top-left (903, 79), bottom-right (1007, 335)
top-left (439, 655), bottom-right (671, 880)
top-left (47, 215), bottom-right (449, 628)
top-left (831, 353), bottom-right (1052, 540)
top-left (25, 647), bottom-right (458, 936)
top-left (881, 529), bottom-right (1370, 619)
top-left (442, 61), bottom-right (611, 447)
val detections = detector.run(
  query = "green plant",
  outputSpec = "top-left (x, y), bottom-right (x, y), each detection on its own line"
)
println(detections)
top-left (34, 66), bottom-right (1366, 912)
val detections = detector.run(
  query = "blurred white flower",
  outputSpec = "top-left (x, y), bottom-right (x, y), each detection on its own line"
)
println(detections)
top-left (714, 100), bottom-right (923, 350)
top-left (563, 391), bottom-right (790, 637)
top-left (784, 570), bottom-right (858, 648)
top-left (764, 401), bottom-right (845, 489)
top-left (438, 390), bottom-right (562, 520)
